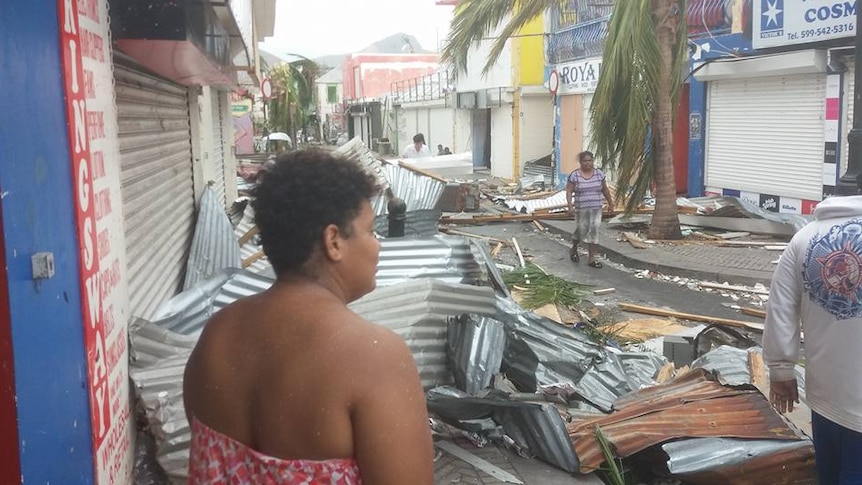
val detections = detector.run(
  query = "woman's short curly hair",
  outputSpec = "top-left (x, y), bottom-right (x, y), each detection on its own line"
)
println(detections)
top-left (252, 149), bottom-right (379, 275)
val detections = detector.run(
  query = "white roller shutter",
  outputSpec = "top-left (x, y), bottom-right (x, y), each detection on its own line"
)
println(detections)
top-left (843, 61), bottom-right (854, 172)
top-left (706, 73), bottom-right (825, 201)
top-left (428, 107), bottom-right (452, 149)
top-left (583, 93), bottom-right (594, 151)
top-left (211, 90), bottom-right (227, 207)
top-left (114, 63), bottom-right (196, 320)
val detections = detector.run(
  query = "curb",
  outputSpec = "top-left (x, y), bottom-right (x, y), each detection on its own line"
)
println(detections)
top-left (542, 221), bottom-right (774, 287)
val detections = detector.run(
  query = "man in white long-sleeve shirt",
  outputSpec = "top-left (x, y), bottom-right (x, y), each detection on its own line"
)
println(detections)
top-left (764, 191), bottom-right (862, 484)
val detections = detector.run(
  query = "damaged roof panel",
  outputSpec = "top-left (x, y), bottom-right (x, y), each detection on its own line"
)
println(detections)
top-left (568, 369), bottom-right (804, 473)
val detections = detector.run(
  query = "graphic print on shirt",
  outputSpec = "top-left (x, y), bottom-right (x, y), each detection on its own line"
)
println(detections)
top-left (803, 220), bottom-right (862, 319)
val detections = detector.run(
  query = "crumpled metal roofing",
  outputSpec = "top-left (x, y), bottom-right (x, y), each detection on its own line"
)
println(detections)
top-left (448, 315), bottom-right (507, 395)
top-left (349, 279), bottom-right (497, 390)
top-left (375, 235), bottom-right (484, 287)
top-left (692, 345), bottom-right (806, 394)
top-left (335, 136), bottom-right (389, 191)
top-left (493, 297), bottom-right (639, 412)
top-left (375, 209), bottom-right (442, 238)
top-left (567, 368), bottom-right (804, 473)
top-left (371, 162), bottom-right (446, 217)
top-left (183, 186), bottom-right (242, 290)
top-left (427, 386), bottom-right (580, 474)
top-left (662, 437), bottom-right (815, 483)
top-left (503, 191), bottom-right (567, 214)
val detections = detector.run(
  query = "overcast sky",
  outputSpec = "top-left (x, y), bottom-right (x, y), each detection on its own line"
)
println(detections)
top-left (260, 0), bottom-right (455, 59)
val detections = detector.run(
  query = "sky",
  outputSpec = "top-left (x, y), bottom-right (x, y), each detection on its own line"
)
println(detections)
top-left (259, 0), bottom-right (455, 60)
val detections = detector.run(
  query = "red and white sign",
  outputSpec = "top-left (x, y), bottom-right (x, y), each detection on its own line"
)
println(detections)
top-left (261, 77), bottom-right (273, 100)
top-left (57, 0), bottom-right (133, 483)
top-left (547, 69), bottom-right (560, 96)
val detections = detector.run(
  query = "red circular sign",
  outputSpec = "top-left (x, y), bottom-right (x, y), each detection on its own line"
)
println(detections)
top-left (261, 78), bottom-right (273, 100)
top-left (548, 69), bottom-right (560, 96)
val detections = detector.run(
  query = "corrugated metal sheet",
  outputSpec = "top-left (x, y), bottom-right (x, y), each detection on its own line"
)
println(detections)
top-left (663, 437), bottom-right (816, 484)
top-left (375, 209), bottom-right (441, 238)
top-left (494, 297), bottom-right (634, 413)
top-left (335, 136), bottom-right (389, 191)
top-left (183, 187), bottom-right (242, 290)
top-left (692, 345), bottom-right (807, 394)
top-left (371, 162), bottom-right (446, 217)
top-left (427, 386), bottom-right (580, 473)
top-left (567, 369), bottom-right (805, 473)
top-left (376, 235), bottom-right (484, 287)
top-left (349, 279), bottom-right (497, 390)
top-left (504, 191), bottom-right (567, 214)
top-left (116, 61), bottom-right (196, 320)
top-left (448, 315), bottom-right (507, 395)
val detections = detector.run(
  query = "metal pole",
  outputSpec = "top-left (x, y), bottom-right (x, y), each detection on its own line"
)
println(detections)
top-left (837, 13), bottom-right (862, 194)
top-left (387, 197), bottom-right (407, 237)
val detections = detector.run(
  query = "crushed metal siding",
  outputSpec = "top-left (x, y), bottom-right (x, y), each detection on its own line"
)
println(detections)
top-left (183, 186), bottom-right (242, 290)
top-left (503, 191), bottom-right (567, 214)
top-left (692, 345), bottom-right (806, 393)
top-left (335, 137), bottom-right (389, 192)
top-left (427, 386), bottom-right (580, 473)
top-left (375, 209), bottom-right (441, 238)
top-left (567, 369), bottom-right (805, 473)
top-left (663, 437), bottom-right (816, 484)
top-left (371, 162), bottom-right (446, 217)
top-left (447, 315), bottom-right (507, 395)
top-left (494, 297), bottom-right (635, 412)
top-left (349, 279), bottom-right (497, 390)
top-left (376, 235), bottom-right (484, 287)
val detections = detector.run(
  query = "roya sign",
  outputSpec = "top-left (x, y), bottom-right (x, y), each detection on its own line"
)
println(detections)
top-left (554, 57), bottom-right (602, 95)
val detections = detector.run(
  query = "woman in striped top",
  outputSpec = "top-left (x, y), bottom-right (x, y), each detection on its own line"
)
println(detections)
top-left (565, 151), bottom-right (613, 268)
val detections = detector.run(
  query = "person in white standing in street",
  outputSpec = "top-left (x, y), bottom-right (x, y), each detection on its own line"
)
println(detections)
top-left (402, 133), bottom-right (431, 159)
top-left (763, 184), bottom-right (862, 484)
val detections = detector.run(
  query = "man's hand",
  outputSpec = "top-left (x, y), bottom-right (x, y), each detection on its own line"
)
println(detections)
top-left (769, 378), bottom-right (799, 413)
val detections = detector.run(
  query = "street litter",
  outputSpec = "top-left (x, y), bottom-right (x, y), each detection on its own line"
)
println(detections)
top-left (617, 302), bottom-right (764, 332)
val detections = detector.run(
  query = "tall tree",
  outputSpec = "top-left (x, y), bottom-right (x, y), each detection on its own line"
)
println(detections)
top-left (266, 59), bottom-right (320, 147)
top-left (441, 0), bottom-right (688, 239)
top-left (591, 0), bottom-right (687, 239)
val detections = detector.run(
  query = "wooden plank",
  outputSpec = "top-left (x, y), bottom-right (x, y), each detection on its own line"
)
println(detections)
top-left (593, 288), bottom-right (616, 296)
top-left (491, 242), bottom-right (504, 258)
top-left (241, 249), bottom-right (265, 268)
top-left (699, 281), bottom-right (770, 295)
top-left (532, 220), bottom-right (545, 232)
top-left (741, 307), bottom-right (767, 319)
top-left (439, 228), bottom-right (508, 244)
top-left (512, 237), bottom-right (526, 268)
top-left (603, 318), bottom-right (690, 340)
top-left (616, 302), bottom-right (765, 332)
top-left (621, 232), bottom-right (650, 249)
top-left (397, 161), bottom-right (449, 183)
top-left (237, 225), bottom-right (259, 247)
top-left (439, 213), bottom-right (573, 224)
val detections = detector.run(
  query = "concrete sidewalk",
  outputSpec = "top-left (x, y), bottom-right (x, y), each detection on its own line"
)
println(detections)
top-left (542, 220), bottom-right (777, 287)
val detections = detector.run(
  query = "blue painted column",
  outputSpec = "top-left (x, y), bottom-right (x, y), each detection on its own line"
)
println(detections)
top-left (688, 76), bottom-right (706, 197)
top-left (554, 93), bottom-right (564, 188)
top-left (0, 1), bottom-right (96, 482)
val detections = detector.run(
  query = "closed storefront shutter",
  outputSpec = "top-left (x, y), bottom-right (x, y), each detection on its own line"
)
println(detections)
top-left (428, 107), bottom-right (452, 149)
top-left (114, 62), bottom-right (196, 320)
top-left (843, 61), bottom-right (854, 173)
top-left (706, 73), bottom-right (826, 201)
top-left (211, 90), bottom-right (227, 207)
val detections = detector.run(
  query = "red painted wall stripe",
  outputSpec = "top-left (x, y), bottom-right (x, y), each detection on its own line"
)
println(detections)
top-left (0, 205), bottom-right (20, 484)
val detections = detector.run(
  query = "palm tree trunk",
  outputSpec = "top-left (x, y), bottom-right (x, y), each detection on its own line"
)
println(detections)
top-left (649, 0), bottom-right (683, 240)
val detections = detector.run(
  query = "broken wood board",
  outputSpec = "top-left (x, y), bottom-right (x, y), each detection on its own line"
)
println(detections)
top-left (741, 307), bottom-right (767, 319)
top-left (593, 288), bottom-right (616, 296)
top-left (621, 232), bottom-right (650, 249)
top-left (511, 238), bottom-right (526, 268)
top-left (616, 303), bottom-right (765, 332)
top-left (655, 363), bottom-right (676, 383)
top-left (237, 225), bottom-right (259, 247)
top-left (511, 289), bottom-right (564, 323)
top-left (603, 318), bottom-right (690, 341)
top-left (715, 231), bottom-right (751, 240)
top-left (241, 249), bottom-right (265, 268)
top-left (749, 351), bottom-right (812, 438)
top-left (397, 160), bottom-right (449, 183)
top-left (491, 242), bottom-right (504, 258)
top-left (532, 220), bottom-right (545, 232)
top-left (440, 228), bottom-right (508, 244)
top-left (439, 213), bottom-right (572, 224)
top-left (699, 281), bottom-right (770, 295)
top-left (678, 214), bottom-right (796, 237)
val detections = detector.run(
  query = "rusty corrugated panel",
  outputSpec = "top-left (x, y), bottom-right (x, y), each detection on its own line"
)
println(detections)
top-left (567, 369), bottom-right (803, 473)
top-left (663, 437), bottom-right (816, 485)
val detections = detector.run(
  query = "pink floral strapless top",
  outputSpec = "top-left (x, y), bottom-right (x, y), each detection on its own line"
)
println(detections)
top-left (189, 418), bottom-right (362, 484)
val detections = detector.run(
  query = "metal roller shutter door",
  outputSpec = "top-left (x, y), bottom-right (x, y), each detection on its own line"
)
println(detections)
top-left (114, 63), bottom-right (196, 320)
top-left (705, 73), bottom-right (825, 201)
top-left (211, 91), bottom-right (227, 207)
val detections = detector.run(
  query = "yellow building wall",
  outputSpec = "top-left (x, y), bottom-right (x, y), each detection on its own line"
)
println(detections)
top-left (515, 14), bottom-right (545, 86)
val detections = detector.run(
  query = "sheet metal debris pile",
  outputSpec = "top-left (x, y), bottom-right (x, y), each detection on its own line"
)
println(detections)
top-left (129, 142), bottom-right (812, 482)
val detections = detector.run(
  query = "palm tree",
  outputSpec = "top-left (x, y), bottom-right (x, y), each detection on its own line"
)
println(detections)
top-left (441, 0), bottom-right (687, 239)
top-left (591, 0), bottom-right (686, 239)
top-left (266, 59), bottom-right (320, 147)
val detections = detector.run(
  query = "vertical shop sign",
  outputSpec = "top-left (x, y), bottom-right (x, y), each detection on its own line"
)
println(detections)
top-left (57, 0), bottom-right (133, 483)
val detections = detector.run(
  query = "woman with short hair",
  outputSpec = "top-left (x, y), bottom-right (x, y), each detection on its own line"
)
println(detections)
top-left (184, 148), bottom-right (434, 484)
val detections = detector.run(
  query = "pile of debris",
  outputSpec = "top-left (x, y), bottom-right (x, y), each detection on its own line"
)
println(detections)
top-left (129, 139), bottom-right (814, 484)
